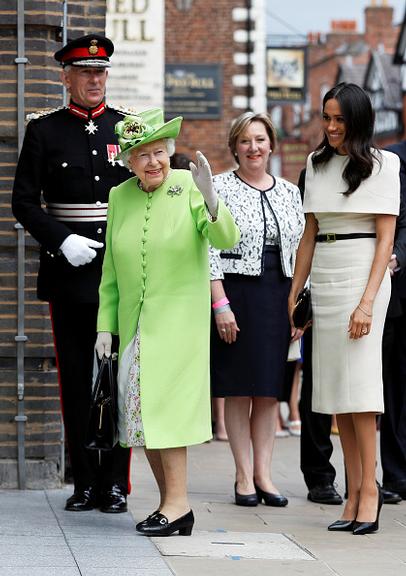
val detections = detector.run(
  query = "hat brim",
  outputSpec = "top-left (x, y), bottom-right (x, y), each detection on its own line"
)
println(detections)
top-left (117, 116), bottom-right (182, 159)
top-left (69, 59), bottom-right (111, 68)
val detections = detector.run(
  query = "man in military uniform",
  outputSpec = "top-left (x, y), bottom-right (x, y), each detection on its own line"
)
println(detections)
top-left (12, 35), bottom-right (132, 512)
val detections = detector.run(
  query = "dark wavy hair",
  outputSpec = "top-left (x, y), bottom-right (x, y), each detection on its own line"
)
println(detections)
top-left (312, 82), bottom-right (380, 195)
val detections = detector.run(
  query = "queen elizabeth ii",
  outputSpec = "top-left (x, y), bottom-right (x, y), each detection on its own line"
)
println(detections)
top-left (95, 108), bottom-right (239, 536)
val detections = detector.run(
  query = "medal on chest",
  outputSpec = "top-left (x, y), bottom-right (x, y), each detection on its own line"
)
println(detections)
top-left (106, 144), bottom-right (124, 166)
top-left (85, 119), bottom-right (98, 135)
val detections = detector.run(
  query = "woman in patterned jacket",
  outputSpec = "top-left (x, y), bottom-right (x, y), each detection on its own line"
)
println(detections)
top-left (210, 111), bottom-right (304, 507)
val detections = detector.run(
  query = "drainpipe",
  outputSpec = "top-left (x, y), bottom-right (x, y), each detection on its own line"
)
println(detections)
top-left (246, 0), bottom-right (252, 111)
top-left (62, 1), bottom-right (68, 106)
top-left (59, 0), bottom-right (68, 484)
top-left (15, 0), bottom-right (28, 490)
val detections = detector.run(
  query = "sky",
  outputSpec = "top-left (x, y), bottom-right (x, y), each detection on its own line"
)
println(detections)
top-left (267, 0), bottom-right (405, 37)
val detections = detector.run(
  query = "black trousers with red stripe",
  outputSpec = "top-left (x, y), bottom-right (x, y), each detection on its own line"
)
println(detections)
top-left (50, 301), bottom-right (131, 493)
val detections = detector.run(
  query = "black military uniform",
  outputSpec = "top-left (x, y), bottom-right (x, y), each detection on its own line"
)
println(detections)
top-left (297, 169), bottom-right (343, 505)
top-left (12, 35), bottom-right (132, 512)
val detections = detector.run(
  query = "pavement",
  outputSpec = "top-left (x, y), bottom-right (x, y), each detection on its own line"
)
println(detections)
top-left (1, 433), bottom-right (406, 576)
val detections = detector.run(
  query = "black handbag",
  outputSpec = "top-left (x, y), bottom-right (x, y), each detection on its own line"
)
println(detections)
top-left (85, 354), bottom-right (118, 451)
top-left (293, 287), bottom-right (312, 329)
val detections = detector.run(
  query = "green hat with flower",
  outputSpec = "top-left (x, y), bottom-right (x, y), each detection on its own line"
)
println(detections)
top-left (115, 108), bottom-right (182, 157)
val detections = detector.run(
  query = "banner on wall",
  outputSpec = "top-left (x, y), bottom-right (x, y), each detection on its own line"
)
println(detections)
top-left (106, 0), bottom-right (164, 110)
top-left (267, 47), bottom-right (307, 103)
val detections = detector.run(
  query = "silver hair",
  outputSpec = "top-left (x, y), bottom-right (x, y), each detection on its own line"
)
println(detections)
top-left (122, 138), bottom-right (175, 171)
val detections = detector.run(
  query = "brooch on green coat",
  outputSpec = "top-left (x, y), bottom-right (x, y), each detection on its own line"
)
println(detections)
top-left (167, 185), bottom-right (183, 197)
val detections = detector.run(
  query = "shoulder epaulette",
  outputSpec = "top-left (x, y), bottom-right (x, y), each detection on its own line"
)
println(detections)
top-left (107, 103), bottom-right (138, 116)
top-left (26, 106), bottom-right (67, 122)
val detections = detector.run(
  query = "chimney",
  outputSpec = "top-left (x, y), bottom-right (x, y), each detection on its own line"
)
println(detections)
top-left (364, 1), bottom-right (394, 51)
top-left (330, 20), bottom-right (357, 33)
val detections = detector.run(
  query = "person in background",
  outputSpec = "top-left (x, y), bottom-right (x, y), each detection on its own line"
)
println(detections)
top-left (95, 109), bottom-right (239, 536)
top-left (289, 82), bottom-right (399, 535)
top-left (296, 168), bottom-right (343, 506)
top-left (379, 139), bottom-right (406, 502)
top-left (278, 344), bottom-right (302, 438)
top-left (210, 111), bottom-right (304, 508)
top-left (170, 152), bottom-right (192, 170)
top-left (12, 35), bottom-right (132, 513)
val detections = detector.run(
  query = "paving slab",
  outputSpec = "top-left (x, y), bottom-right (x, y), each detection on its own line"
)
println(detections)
top-left (80, 570), bottom-right (174, 576)
top-left (166, 557), bottom-right (335, 576)
top-left (152, 530), bottom-right (314, 560)
top-left (326, 560), bottom-right (406, 576)
top-left (0, 570), bottom-right (80, 576)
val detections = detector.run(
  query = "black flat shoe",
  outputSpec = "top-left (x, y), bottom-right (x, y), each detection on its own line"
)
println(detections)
top-left (255, 483), bottom-right (288, 507)
top-left (136, 510), bottom-right (194, 536)
top-left (353, 488), bottom-right (384, 535)
top-left (328, 519), bottom-right (355, 531)
top-left (100, 484), bottom-right (127, 513)
top-left (136, 510), bottom-right (160, 531)
top-left (65, 487), bottom-right (99, 511)
top-left (234, 482), bottom-right (258, 507)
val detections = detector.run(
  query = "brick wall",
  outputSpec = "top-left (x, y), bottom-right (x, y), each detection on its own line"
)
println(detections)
top-left (0, 0), bottom-right (107, 488)
top-left (165, 0), bottom-right (249, 175)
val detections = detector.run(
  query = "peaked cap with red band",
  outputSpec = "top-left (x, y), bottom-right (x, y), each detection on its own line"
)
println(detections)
top-left (54, 34), bottom-right (114, 68)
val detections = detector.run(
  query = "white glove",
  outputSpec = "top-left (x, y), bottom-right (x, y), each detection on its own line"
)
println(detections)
top-left (60, 234), bottom-right (103, 267)
top-left (189, 151), bottom-right (218, 218)
top-left (95, 332), bottom-right (112, 360)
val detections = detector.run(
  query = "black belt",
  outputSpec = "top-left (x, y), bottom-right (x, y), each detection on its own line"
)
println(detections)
top-left (315, 233), bottom-right (376, 243)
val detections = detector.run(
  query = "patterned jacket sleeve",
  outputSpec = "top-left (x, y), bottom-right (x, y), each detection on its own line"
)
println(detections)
top-left (209, 175), bottom-right (227, 280)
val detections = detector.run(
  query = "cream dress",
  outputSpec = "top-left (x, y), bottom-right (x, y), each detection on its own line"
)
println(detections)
top-left (303, 150), bottom-right (400, 415)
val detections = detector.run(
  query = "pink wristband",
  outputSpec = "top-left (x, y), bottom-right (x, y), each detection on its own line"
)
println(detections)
top-left (212, 297), bottom-right (230, 309)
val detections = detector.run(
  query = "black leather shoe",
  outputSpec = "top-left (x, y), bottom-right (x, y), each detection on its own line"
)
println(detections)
top-left (255, 483), bottom-right (288, 507)
top-left (65, 487), bottom-right (99, 511)
top-left (100, 484), bottom-right (127, 513)
top-left (353, 488), bottom-right (384, 535)
top-left (136, 510), bottom-right (160, 531)
top-left (234, 482), bottom-right (258, 506)
top-left (328, 519), bottom-right (355, 532)
top-left (383, 481), bottom-right (406, 500)
top-left (136, 510), bottom-right (194, 536)
top-left (308, 484), bottom-right (343, 505)
top-left (381, 487), bottom-right (402, 504)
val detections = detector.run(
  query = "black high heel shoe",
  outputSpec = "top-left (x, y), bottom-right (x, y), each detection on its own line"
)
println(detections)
top-left (328, 519), bottom-right (355, 532)
top-left (353, 487), bottom-right (384, 535)
top-left (136, 510), bottom-right (194, 536)
top-left (234, 482), bottom-right (258, 506)
top-left (254, 483), bottom-right (288, 507)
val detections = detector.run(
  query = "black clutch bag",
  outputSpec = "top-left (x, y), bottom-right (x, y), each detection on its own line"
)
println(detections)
top-left (293, 287), bottom-right (312, 329)
top-left (85, 354), bottom-right (118, 451)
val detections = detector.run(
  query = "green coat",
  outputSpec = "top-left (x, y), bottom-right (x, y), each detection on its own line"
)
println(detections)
top-left (97, 169), bottom-right (239, 449)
